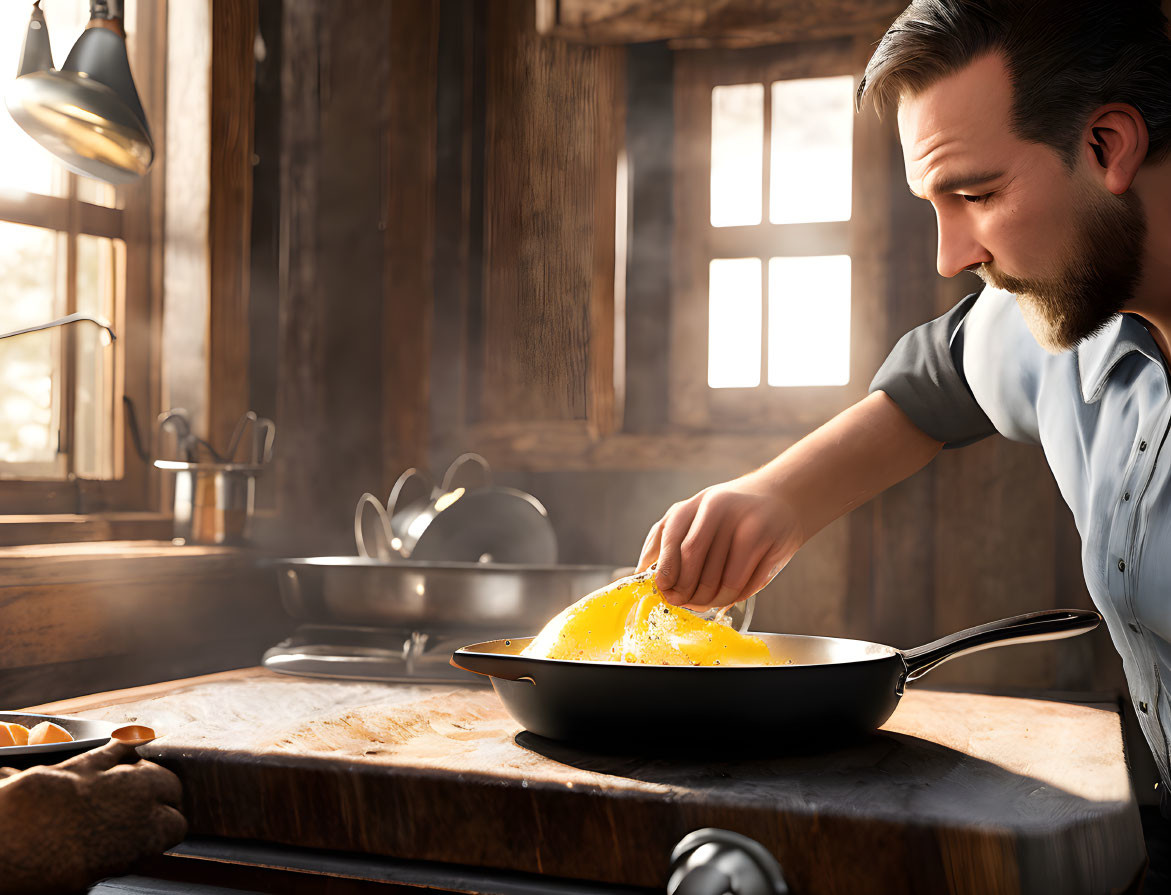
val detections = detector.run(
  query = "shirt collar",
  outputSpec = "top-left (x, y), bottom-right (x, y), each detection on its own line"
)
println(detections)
top-left (1077, 312), bottom-right (1166, 403)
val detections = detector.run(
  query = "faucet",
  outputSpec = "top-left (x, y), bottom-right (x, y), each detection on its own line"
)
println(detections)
top-left (0, 313), bottom-right (116, 344)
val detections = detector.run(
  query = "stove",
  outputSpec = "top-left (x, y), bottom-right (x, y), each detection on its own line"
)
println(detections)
top-left (262, 624), bottom-right (493, 685)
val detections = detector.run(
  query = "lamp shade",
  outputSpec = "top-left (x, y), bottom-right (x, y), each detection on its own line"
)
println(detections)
top-left (5, 1), bottom-right (153, 185)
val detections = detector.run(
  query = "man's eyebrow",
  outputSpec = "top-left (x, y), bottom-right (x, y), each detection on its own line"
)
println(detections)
top-left (908, 170), bottom-right (1006, 200)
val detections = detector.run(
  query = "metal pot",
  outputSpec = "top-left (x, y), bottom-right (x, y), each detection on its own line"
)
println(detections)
top-left (277, 557), bottom-right (629, 630)
top-left (355, 453), bottom-right (557, 565)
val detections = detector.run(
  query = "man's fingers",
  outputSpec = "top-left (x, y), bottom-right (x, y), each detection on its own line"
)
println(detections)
top-left (637, 518), bottom-right (664, 572)
top-left (59, 738), bottom-right (141, 773)
top-left (688, 523), bottom-right (734, 608)
top-left (654, 501), bottom-right (699, 597)
top-left (662, 504), bottom-right (723, 605)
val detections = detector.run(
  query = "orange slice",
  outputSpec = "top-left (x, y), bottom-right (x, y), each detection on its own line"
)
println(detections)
top-left (27, 721), bottom-right (73, 745)
top-left (0, 723), bottom-right (30, 747)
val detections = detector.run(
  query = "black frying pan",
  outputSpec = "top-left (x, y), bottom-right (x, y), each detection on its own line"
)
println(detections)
top-left (450, 608), bottom-right (1101, 752)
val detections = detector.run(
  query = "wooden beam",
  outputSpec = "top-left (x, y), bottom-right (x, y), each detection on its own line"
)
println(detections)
top-left (536, 0), bottom-right (908, 47)
top-left (208, 0), bottom-right (258, 453)
top-left (383, 0), bottom-right (440, 479)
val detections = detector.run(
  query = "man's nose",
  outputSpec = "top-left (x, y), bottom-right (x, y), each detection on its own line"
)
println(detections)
top-left (936, 211), bottom-right (992, 278)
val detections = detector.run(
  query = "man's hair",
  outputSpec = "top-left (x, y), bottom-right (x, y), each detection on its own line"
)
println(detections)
top-left (857, 0), bottom-right (1171, 165)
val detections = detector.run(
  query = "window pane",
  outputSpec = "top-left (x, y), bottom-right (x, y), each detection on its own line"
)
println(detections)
top-left (0, 221), bottom-right (65, 464)
top-left (768, 255), bottom-right (850, 386)
top-left (708, 258), bottom-right (761, 388)
top-left (770, 76), bottom-right (854, 224)
top-left (75, 236), bottom-right (122, 478)
top-left (0, 1), bottom-right (90, 198)
top-left (710, 84), bottom-right (763, 228)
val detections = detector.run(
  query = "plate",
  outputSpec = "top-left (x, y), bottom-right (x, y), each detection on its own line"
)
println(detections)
top-left (0, 713), bottom-right (120, 768)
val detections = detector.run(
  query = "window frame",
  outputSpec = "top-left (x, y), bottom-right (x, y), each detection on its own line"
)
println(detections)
top-left (0, 2), bottom-right (165, 516)
top-left (671, 38), bottom-right (882, 434)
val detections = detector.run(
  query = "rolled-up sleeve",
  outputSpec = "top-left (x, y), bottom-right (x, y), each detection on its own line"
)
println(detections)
top-left (869, 290), bottom-right (997, 449)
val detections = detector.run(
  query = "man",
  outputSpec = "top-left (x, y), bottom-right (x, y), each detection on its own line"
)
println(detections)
top-left (637, 0), bottom-right (1171, 879)
top-left (0, 739), bottom-right (185, 893)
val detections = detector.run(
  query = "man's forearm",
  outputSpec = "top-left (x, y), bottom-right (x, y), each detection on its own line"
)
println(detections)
top-left (758, 390), bottom-right (944, 547)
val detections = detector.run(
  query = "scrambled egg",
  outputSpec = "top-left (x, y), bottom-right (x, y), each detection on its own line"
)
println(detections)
top-left (521, 574), bottom-right (778, 666)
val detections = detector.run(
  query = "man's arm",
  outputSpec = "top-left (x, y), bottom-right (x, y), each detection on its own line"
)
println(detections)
top-left (638, 390), bottom-right (943, 608)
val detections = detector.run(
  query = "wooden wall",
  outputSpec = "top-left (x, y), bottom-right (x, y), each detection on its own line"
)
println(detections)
top-left (257, 0), bottom-right (1124, 702)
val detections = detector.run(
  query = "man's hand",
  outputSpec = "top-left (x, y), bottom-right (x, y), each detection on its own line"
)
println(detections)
top-left (0, 739), bottom-right (186, 894)
top-left (638, 468), bottom-right (802, 609)
top-left (637, 393), bottom-right (944, 611)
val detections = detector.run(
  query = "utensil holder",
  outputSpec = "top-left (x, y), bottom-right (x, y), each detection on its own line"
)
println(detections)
top-left (155, 460), bottom-right (263, 545)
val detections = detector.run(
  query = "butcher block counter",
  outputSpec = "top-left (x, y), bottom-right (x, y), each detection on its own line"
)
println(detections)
top-left (30, 667), bottom-right (1145, 895)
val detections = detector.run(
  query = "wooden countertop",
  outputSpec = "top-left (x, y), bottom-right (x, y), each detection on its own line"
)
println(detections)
top-left (30, 668), bottom-right (1145, 894)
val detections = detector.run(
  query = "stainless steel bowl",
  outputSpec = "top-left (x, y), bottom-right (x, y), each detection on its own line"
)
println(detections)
top-left (277, 557), bottom-right (631, 630)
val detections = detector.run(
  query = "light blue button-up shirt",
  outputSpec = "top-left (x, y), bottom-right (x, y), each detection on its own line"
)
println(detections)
top-left (871, 286), bottom-right (1171, 785)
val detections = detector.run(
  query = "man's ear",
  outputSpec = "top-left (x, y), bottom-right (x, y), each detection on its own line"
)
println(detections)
top-left (1083, 104), bottom-right (1149, 194)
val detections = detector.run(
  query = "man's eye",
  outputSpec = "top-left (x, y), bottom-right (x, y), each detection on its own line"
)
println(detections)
top-left (962, 193), bottom-right (992, 204)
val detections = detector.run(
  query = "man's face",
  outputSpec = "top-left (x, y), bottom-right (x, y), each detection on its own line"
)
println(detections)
top-left (897, 53), bottom-right (1146, 352)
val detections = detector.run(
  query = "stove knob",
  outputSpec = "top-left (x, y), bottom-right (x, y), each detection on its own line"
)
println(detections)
top-left (667, 828), bottom-right (789, 895)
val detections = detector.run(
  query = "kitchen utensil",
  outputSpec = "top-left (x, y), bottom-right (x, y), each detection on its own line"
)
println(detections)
top-left (355, 453), bottom-right (557, 564)
top-left (155, 459), bottom-right (265, 546)
top-left (151, 408), bottom-right (276, 545)
top-left (0, 712), bottom-right (124, 768)
top-left (110, 724), bottom-right (156, 746)
top-left (450, 608), bottom-right (1101, 751)
top-left (276, 557), bottom-right (633, 630)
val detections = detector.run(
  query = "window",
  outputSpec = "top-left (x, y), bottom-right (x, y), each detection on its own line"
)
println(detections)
top-left (671, 41), bottom-right (875, 433)
top-left (0, 1), bottom-right (162, 512)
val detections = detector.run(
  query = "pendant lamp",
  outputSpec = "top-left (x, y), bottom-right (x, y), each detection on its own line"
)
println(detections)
top-left (5, 0), bottom-right (153, 185)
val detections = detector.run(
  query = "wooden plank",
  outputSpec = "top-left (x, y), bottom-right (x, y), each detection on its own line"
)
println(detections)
top-left (428, 0), bottom-right (477, 468)
top-left (0, 193), bottom-right (123, 238)
top-left (537, 0), bottom-right (908, 47)
top-left (383, 0), bottom-right (440, 479)
top-left (479, 0), bottom-right (624, 424)
top-left (622, 42), bottom-right (674, 434)
top-left (668, 50), bottom-right (712, 429)
top-left (468, 424), bottom-right (796, 471)
top-left (0, 546), bottom-right (285, 707)
top-left (274, 0), bottom-right (327, 551)
top-left (0, 512), bottom-right (171, 546)
top-left (29, 670), bottom-right (1145, 894)
top-left (208, 0), bottom-right (258, 452)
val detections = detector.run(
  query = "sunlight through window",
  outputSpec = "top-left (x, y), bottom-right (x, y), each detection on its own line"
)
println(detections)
top-left (710, 84), bottom-right (763, 228)
top-left (708, 258), bottom-right (762, 388)
top-left (770, 76), bottom-right (854, 224)
top-left (768, 255), bottom-right (851, 386)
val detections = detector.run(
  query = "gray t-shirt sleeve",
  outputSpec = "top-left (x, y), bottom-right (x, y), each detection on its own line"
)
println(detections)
top-left (868, 290), bottom-right (997, 448)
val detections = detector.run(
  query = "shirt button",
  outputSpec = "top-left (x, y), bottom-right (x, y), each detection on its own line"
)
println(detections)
top-left (1140, 440), bottom-right (1148, 451)
top-left (1124, 491), bottom-right (1131, 501)
top-left (1119, 559), bottom-right (1126, 572)
top-left (1141, 701), bottom-right (1150, 713)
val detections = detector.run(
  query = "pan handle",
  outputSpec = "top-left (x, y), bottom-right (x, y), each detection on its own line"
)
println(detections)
top-left (902, 608), bottom-right (1100, 682)
top-left (450, 651), bottom-right (536, 684)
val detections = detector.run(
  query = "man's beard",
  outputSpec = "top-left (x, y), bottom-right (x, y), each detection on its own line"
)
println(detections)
top-left (974, 188), bottom-right (1147, 353)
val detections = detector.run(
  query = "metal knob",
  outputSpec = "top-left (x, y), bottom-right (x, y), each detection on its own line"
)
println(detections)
top-left (668, 829), bottom-right (789, 895)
